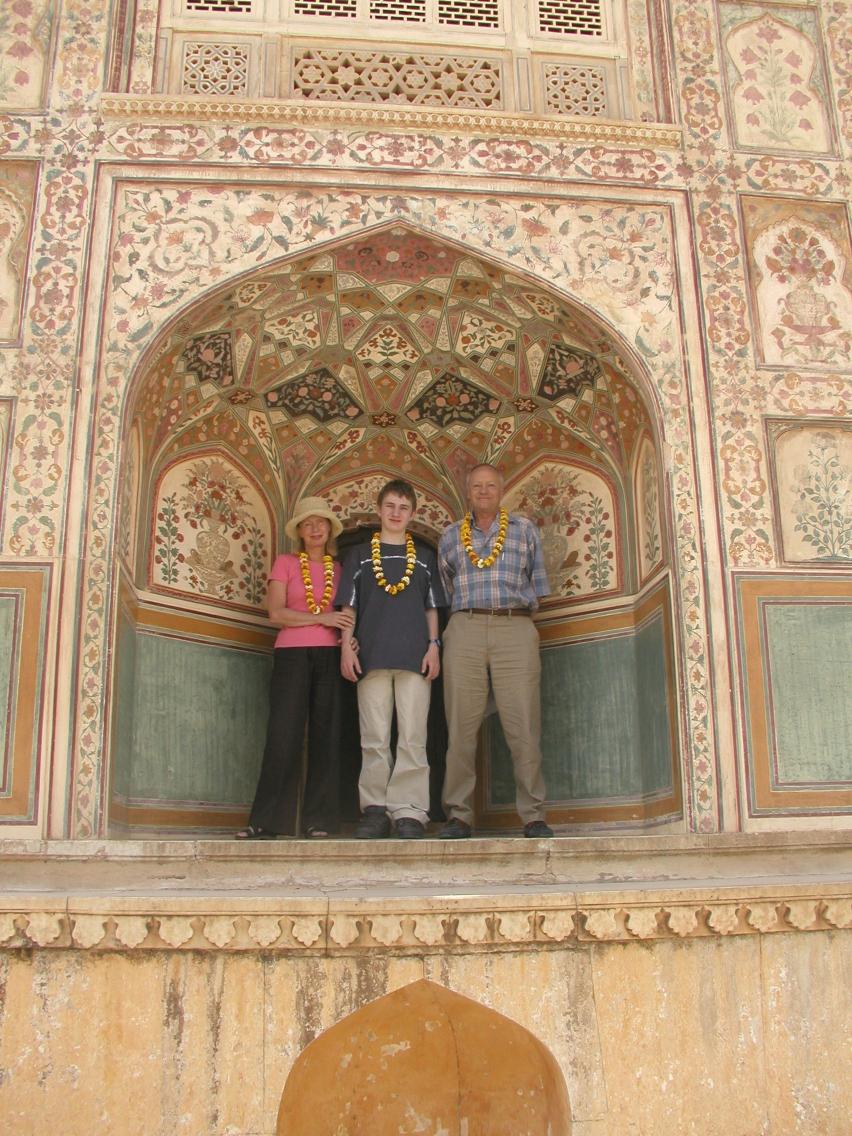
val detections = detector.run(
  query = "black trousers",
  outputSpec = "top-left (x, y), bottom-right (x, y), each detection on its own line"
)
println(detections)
top-left (249, 646), bottom-right (342, 835)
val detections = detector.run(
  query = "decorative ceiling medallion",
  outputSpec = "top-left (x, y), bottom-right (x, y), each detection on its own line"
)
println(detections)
top-left (182, 331), bottom-right (234, 387)
top-left (406, 372), bottom-right (500, 427)
top-left (265, 366), bottom-right (363, 422)
top-left (538, 343), bottom-right (602, 402)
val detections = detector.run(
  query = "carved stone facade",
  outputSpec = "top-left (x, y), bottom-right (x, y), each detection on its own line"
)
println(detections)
top-left (0, 0), bottom-right (851, 1130)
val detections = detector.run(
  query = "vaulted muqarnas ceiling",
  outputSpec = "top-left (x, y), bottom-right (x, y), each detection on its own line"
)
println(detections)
top-left (125, 224), bottom-right (662, 609)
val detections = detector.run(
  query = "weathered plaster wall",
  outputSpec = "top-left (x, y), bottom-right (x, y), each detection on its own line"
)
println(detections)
top-left (0, 892), bottom-right (849, 1135)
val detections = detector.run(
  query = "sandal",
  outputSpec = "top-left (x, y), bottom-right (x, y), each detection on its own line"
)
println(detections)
top-left (235, 825), bottom-right (277, 840)
top-left (305, 825), bottom-right (329, 838)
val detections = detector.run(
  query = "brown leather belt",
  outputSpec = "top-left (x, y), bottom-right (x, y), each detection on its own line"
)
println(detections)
top-left (458, 608), bottom-right (533, 617)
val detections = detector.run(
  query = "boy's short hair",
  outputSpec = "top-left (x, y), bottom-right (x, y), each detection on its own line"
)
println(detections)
top-left (378, 478), bottom-right (417, 510)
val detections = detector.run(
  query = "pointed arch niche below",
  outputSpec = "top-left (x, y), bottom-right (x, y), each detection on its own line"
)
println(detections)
top-left (110, 224), bottom-right (682, 835)
top-left (277, 979), bottom-right (572, 1135)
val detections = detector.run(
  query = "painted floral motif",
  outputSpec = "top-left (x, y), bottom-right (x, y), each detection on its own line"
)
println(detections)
top-left (726, 12), bottom-right (831, 154)
top-left (0, 185), bottom-right (27, 340)
top-left (507, 464), bottom-right (616, 597)
top-left (639, 446), bottom-right (662, 579)
top-left (573, 210), bottom-right (674, 344)
top-left (406, 372), bottom-right (500, 427)
top-left (537, 344), bottom-right (600, 403)
top-left (265, 366), bottom-right (363, 421)
top-left (182, 332), bottom-right (235, 387)
top-left (0, 0), bottom-right (51, 110)
top-left (754, 219), bottom-right (852, 365)
top-left (791, 432), bottom-right (852, 560)
top-left (152, 459), bottom-right (270, 606)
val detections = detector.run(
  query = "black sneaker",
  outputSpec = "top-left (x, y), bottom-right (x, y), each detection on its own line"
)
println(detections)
top-left (523, 820), bottom-right (554, 838)
top-left (355, 807), bottom-right (391, 839)
top-left (437, 817), bottom-right (472, 840)
top-left (395, 817), bottom-right (425, 839)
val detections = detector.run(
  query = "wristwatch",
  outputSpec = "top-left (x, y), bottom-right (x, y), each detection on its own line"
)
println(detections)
top-left (429, 638), bottom-right (442, 647)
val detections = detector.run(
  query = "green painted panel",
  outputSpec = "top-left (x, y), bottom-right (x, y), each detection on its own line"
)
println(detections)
top-left (111, 609), bottom-right (137, 800)
top-left (764, 603), bottom-right (852, 784)
top-left (128, 632), bottom-right (271, 804)
top-left (486, 613), bottom-right (673, 806)
top-left (636, 615), bottom-right (675, 789)
top-left (0, 597), bottom-right (15, 785)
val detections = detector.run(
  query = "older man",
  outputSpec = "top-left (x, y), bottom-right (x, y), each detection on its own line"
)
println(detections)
top-left (437, 464), bottom-right (553, 839)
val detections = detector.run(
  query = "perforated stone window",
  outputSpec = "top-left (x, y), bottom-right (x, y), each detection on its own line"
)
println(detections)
top-left (185, 0), bottom-right (254, 13)
top-left (291, 46), bottom-right (503, 106)
top-left (158, 0), bottom-right (653, 121)
top-left (182, 41), bottom-right (251, 94)
top-left (437, 0), bottom-right (500, 28)
top-left (542, 60), bottom-right (608, 115)
top-left (536, 0), bottom-right (604, 37)
top-left (290, 0), bottom-right (501, 24)
top-left (371, 0), bottom-right (428, 22)
top-left (293, 0), bottom-right (358, 15)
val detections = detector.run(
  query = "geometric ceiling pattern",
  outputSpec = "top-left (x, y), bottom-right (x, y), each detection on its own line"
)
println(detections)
top-left (130, 224), bottom-right (655, 518)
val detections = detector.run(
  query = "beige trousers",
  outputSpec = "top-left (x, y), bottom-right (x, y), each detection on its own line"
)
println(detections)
top-left (442, 611), bottom-right (546, 825)
top-left (356, 668), bottom-right (432, 824)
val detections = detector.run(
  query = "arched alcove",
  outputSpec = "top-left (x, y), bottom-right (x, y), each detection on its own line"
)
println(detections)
top-left (110, 223), bottom-right (681, 834)
top-left (278, 979), bottom-right (572, 1135)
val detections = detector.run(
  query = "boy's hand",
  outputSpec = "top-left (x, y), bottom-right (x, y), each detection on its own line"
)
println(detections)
top-left (421, 642), bottom-right (440, 680)
top-left (341, 640), bottom-right (362, 682)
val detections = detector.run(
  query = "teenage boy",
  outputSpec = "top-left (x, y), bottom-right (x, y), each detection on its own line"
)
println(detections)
top-left (335, 479), bottom-right (445, 839)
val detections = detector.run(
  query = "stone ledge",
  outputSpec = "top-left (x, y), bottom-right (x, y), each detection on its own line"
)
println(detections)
top-left (1, 831), bottom-right (849, 894)
top-left (1, 884), bottom-right (849, 954)
top-left (98, 93), bottom-right (684, 149)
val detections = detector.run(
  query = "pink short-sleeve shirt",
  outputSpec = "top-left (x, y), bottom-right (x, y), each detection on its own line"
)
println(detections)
top-left (270, 553), bottom-right (342, 649)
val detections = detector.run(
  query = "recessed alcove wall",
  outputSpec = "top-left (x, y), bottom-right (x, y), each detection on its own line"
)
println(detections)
top-left (110, 225), bottom-right (679, 833)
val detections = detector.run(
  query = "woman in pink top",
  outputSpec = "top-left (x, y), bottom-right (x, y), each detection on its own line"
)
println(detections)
top-left (237, 497), bottom-right (353, 839)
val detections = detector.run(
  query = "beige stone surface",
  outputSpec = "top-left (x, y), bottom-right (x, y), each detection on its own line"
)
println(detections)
top-left (0, 951), bottom-right (267, 1135)
top-left (0, 924), bottom-right (849, 1134)
top-left (0, 837), bottom-right (849, 1134)
top-left (592, 935), bottom-right (769, 1134)
top-left (761, 931), bottom-right (852, 1135)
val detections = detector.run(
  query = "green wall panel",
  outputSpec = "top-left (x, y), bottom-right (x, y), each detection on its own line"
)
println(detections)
top-left (119, 629), bottom-right (271, 805)
top-left (486, 612), bottom-right (673, 806)
top-left (764, 603), bottom-right (852, 785)
top-left (111, 609), bottom-right (137, 800)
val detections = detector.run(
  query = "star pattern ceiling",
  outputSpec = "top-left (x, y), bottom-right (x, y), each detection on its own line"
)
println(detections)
top-left (131, 224), bottom-right (655, 511)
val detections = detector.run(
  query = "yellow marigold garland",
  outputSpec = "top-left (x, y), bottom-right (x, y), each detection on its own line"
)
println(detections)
top-left (461, 508), bottom-right (509, 568)
top-left (299, 552), bottom-right (335, 615)
top-left (372, 532), bottom-right (417, 595)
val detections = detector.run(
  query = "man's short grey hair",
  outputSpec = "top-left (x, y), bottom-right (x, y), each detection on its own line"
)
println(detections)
top-left (466, 463), bottom-right (505, 489)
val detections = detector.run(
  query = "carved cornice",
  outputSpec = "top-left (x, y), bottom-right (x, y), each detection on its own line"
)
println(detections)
top-left (2, 887), bottom-right (849, 953)
top-left (98, 94), bottom-right (683, 150)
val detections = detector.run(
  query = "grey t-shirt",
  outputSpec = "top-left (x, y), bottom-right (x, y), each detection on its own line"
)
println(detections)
top-left (335, 538), bottom-right (445, 675)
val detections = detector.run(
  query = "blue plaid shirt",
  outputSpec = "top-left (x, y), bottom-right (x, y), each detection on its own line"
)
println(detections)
top-left (439, 512), bottom-right (550, 613)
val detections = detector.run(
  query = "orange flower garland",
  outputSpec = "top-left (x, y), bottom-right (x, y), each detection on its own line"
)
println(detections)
top-left (461, 509), bottom-right (509, 568)
top-left (371, 532), bottom-right (417, 595)
top-left (299, 552), bottom-right (335, 615)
